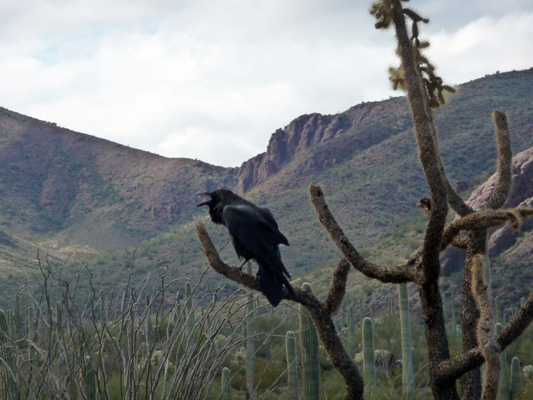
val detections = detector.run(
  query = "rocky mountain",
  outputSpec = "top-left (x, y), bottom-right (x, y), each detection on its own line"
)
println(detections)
top-left (471, 148), bottom-right (533, 255)
top-left (441, 147), bottom-right (533, 275)
top-left (0, 68), bottom-right (532, 308)
top-left (236, 100), bottom-right (413, 194)
top-left (0, 107), bottom-right (236, 251)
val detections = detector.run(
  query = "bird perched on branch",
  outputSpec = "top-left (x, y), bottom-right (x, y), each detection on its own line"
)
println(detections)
top-left (417, 197), bottom-right (432, 219)
top-left (197, 189), bottom-right (294, 307)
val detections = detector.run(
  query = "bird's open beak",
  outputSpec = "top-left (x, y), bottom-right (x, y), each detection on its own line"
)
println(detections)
top-left (196, 192), bottom-right (211, 207)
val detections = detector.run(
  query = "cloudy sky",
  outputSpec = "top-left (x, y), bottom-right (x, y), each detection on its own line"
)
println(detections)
top-left (1, 0), bottom-right (532, 167)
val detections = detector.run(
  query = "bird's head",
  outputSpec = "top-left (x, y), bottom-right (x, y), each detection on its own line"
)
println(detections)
top-left (197, 189), bottom-right (236, 224)
top-left (196, 192), bottom-right (215, 209)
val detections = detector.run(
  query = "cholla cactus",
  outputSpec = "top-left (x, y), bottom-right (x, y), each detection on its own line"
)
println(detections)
top-left (398, 283), bottom-right (415, 391)
top-left (286, 330), bottom-right (299, 399)
top-left (85, 356), bottom-right (96, 400)
top-left (299, 283), bottom-right (319, 400)
top-left (495, 323), bottom-right (510, 400)
top-left (245, 263), bottom-right (255, 399)
top-left (347, 306), bottom-right (356, 357)
top-left (221, 367), bottom-right (232, 400)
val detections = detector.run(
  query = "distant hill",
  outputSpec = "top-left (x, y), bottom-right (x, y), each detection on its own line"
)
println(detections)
top-left (0, 68), bottom-right (532, 309)
top-left (0, 107), bottom-right (236, 251)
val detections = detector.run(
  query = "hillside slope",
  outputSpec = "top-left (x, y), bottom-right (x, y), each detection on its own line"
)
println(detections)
top-left (0, 69), bottom-right (532, 305)
top-left (0, 107), bottom-right (237, 251)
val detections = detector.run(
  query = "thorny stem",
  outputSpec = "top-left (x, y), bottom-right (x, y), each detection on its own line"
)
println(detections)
top-left (471, 255), bottom-right (500, 400)
top-left (435, 290), bottom-right (533, 381)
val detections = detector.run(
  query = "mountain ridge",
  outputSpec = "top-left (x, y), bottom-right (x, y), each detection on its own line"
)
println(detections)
top-left (0, 69), bottom-right (532, 306)
top-left (0, 106), bottom-right (238, 249)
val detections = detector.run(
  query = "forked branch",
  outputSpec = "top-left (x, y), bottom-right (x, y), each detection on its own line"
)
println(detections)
top-left (196, 222), bottom-right (363, 400)
top-left (486, 110), bottom-right (512, 210)
top-left (435, 290), bottom-right (533, 381)
top-left (309, 183), bottom-right (416, 283)
top-left (471, 255), bottom-right (500, 399)
top-left (441, 208), bottom-right (531, 250)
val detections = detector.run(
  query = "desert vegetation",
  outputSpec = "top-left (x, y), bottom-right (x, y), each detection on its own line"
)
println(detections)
top-left (2, 0), bottom-right (533, 400)
top-left (197, 0), bottom-right (533, 399)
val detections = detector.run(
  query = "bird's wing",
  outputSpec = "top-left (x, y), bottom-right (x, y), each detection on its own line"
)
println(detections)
top-left (223, 204), bottom-right (293, 306)
top-left (222, 204), bottom-right (288, 254)
top-left (258, 207), bottom-right (290, 246)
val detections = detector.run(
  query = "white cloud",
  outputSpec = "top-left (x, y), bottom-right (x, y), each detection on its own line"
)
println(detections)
top-left (0, 1), bottom-right (532, 166)
top-left (427, 12), bottom-right (533, 84)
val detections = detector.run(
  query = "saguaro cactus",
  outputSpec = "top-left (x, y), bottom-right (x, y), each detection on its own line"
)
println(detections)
top-left (362, 317), bottom-right (376, 386)
top-left (299, 283), bottom-right (319, 400)
top-left (510, 357), bottom-right (520, 399)
top-left (398, 283), bottom-right (415, 391)
top-left (85, 356), bottom-right (97, 400)
top-left (221, 367), bottom-right (232, 400)
top-left (286, 331), bottom-right (299, 399)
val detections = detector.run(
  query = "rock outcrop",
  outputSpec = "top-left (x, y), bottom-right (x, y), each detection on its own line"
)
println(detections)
top-left (236, 113), bottom-right (346, 193)
top-left (235, 98), bottom-right (413, 193)
top-left (441, 147), bottom-right (533, 274)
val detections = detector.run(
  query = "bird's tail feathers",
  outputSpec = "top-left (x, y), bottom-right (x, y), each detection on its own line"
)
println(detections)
top-left (257, 260), bottom-right (294, 307)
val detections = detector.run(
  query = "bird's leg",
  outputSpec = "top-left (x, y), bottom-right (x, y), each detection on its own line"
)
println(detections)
top-left (218, 239), bottom-right (231, 252)
top-left (238, 260), bottom-right (248, 272)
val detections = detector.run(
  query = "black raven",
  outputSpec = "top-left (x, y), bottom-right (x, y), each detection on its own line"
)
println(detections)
top-left (197, 189), bottom-right (294, 307)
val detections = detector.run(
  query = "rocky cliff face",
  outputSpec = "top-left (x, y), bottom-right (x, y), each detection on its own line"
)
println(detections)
top-left (441, 147), bottom-right (533, 274)
top-left (236, 113), bottom-right (346, 193)
top-left (235, 99), bottom-right (411, 193)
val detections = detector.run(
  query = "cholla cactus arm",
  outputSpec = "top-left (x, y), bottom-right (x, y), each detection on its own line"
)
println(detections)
top-left (299, 283), bottom-right (320, 400)
top-left (486, 110), bottom-right (512, 210)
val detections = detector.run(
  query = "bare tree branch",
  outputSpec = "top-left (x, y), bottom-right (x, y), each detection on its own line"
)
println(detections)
top-left (441, 209), bottom-right (524, 250)
top-left (390, 0), bottom-right (448, 283)
top-left (471, 255), bottom-right (500, 399)
top-left (322, 259), bottom-right (351, 315)
top-left (196, 222), bottom-right (262, 293)
top-left (486, 110), bottom-right (512, 210)
top-left (309, 183), bottom-right (415, 283)
top-left (451, 235), bottom-right (470, 249)
top-left (196, 222), bottom-right (363, 399)
top-left (435, 290), bottom-right (533, 381)
top-left (443, 175), bottom-right (474, 217)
